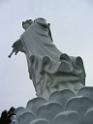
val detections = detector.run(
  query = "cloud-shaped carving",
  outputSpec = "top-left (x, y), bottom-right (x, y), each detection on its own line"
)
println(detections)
top-left (1, 87), bottom-right (93, 124)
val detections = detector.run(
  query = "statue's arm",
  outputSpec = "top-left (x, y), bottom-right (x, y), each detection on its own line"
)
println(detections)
top-left (8, 39), bottom-right (24, 58)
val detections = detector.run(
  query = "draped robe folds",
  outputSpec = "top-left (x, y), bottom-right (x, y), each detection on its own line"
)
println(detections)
top-left (16, 20), bottom-right (86, 98)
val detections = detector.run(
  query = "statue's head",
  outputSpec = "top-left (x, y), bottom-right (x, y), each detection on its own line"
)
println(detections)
top-left (34, 18), bottom-right (53, 41)
top-left (34, 18), bottom-right (48, 27)
top-left (22, 19), bottom-right (33, 30)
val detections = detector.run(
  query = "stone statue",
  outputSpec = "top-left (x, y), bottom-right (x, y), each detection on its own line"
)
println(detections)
top-left (9, 18), bottom-right (86, 98)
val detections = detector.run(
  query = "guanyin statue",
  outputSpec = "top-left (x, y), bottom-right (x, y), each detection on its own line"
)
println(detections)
top-left (9, 18), bottom-right (86, 98)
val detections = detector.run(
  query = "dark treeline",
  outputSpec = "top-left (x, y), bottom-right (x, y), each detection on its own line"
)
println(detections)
top-left (0, 107), bottom-right (15, 124)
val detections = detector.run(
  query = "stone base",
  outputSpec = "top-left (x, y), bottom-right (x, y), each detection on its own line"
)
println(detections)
top-left (1, 87), bottom-right (93, 124)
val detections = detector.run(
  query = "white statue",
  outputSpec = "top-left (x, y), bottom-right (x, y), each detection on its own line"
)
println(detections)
top-left (9, 18), bottom-right (86, 98)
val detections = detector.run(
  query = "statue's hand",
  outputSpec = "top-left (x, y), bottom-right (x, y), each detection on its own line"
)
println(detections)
top-left (8, 48), bottom-right (18, 58)
top-left (8, 39), bottom-right (22, 58)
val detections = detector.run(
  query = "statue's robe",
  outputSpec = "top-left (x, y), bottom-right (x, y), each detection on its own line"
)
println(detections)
top-left (16, 19), bottom-right (86, 98)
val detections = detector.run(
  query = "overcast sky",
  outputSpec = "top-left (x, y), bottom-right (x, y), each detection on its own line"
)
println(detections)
top-left (0, 0), bottom-right (93, 113)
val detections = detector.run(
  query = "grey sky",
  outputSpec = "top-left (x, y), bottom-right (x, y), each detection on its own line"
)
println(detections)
top-left (0, 0), bottom-right (93, 112)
